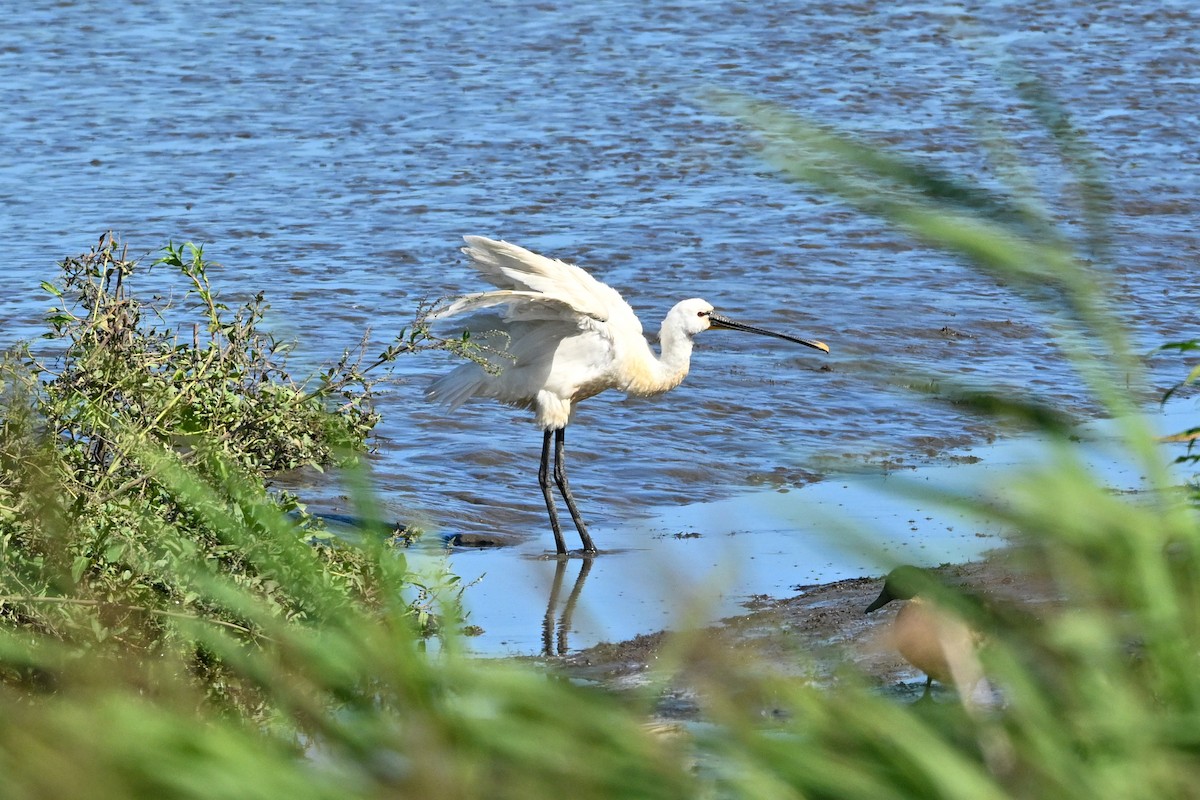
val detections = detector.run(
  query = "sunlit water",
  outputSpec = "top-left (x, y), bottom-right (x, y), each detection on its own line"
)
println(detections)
top-left (2, 1), bottom-right (1197, 654)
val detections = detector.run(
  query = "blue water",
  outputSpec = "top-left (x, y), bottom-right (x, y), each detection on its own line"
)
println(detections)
top-left (2, 0), bottom-right (1198, 652)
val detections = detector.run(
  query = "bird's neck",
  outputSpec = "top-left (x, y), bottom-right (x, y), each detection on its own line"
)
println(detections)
top-left (620, 320), bottom-right (694, 397)
top-left (657, 318), bottom-right (697, 378)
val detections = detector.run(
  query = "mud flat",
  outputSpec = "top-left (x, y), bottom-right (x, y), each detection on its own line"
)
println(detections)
top-left (549, 550), bottom-right (1063, 720)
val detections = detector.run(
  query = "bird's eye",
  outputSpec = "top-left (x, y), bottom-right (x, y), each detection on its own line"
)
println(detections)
top-left (697, 310), bottom-right (709, 318)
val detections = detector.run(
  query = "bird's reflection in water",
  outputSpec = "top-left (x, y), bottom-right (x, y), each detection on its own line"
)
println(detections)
top-left (541, 557), bottom-right (593, 656)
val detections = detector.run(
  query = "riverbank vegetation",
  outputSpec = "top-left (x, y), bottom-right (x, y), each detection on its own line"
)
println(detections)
top-left (1, 75), bottom-right (1198, 797)
top-left (0, 233), bottom-right (466, 722)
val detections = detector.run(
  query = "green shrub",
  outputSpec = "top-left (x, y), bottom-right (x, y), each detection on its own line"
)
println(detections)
top-left (0, 233), bottom-right (459, 721)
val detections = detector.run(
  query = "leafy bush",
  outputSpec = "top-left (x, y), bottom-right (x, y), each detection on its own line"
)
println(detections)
top-left (1159, 339), bottom-right (1200, 497)
top-left (0, 233), bottom-right (459, 720)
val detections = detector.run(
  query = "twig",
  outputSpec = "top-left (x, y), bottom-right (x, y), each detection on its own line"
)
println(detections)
top-left (0, 595), bottom-right (262, 637)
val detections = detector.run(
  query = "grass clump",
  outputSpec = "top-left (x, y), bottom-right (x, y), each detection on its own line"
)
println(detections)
top-left (695, 77), bottom-right (1200, 798)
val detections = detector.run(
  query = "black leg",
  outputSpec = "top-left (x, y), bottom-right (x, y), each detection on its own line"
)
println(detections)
top-left (916, 675), bottom-right (935, 704)
top-left (553, 427), bottom-right (596, 553)
top-left (539, 430), bottom-right (568, 555)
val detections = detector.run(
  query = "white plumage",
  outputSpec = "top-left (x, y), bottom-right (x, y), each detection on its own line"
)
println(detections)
top-left (428, 236), bottom-right (828, 555)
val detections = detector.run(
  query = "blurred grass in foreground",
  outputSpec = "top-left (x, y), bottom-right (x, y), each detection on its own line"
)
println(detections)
top-left (1, 75), bottom-right (1199, 797)
top-left (698, 83), bottom-right (1200, 798)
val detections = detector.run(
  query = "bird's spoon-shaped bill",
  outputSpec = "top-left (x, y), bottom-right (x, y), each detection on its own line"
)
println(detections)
top-left (708, 313), bottom-right (830, 353)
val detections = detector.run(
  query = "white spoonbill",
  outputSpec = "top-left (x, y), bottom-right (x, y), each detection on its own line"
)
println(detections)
top-left (427, 236), bottom-right (829, 556)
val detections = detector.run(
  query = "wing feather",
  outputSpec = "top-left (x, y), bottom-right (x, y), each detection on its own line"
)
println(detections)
top-left (460, 236), bottom-right (638, 330)
top-left (430, 290), bottom-right (588, 324)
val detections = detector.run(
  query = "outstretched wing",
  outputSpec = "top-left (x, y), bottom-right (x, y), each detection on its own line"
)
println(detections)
top-left (458, 236), bottom-right (638, 329)
top-left (431, 290), bottom-right (587, 324)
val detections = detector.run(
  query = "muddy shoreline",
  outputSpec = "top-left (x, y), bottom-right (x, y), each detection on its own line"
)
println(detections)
top-left (545, 551), bottom-right (1048, 717)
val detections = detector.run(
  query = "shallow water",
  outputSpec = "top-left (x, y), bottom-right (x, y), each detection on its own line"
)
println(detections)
top-left (428, 404), bottom-right (1195, 655)
top-left (2, 1), bottom-right (1197, 653)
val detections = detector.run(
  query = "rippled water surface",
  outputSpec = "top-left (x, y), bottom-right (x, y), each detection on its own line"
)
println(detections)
top-left (3, 1), bottom-right (1197, 651)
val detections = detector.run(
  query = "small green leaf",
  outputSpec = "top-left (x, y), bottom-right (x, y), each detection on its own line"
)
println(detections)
top-left (70, 555), bottom-right (90, 584)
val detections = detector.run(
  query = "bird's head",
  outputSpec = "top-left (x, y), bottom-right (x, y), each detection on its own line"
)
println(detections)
top-left (669, 298), bottom-right (720, 336)
top-left (668, 298), bottom-right (830, 352)
top-left (864, 565), bottom-right (931, 613)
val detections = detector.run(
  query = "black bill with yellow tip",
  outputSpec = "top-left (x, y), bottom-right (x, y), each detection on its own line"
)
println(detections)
top-left (709, 313), bottom-right (830, 353)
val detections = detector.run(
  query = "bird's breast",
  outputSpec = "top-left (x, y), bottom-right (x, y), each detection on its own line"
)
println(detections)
top-left (616, 351), bottom-right (686, 397)
top-left (891, 599), bottom-right (981, 686)
top-left (892, 602), bottom-right (954, 683)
